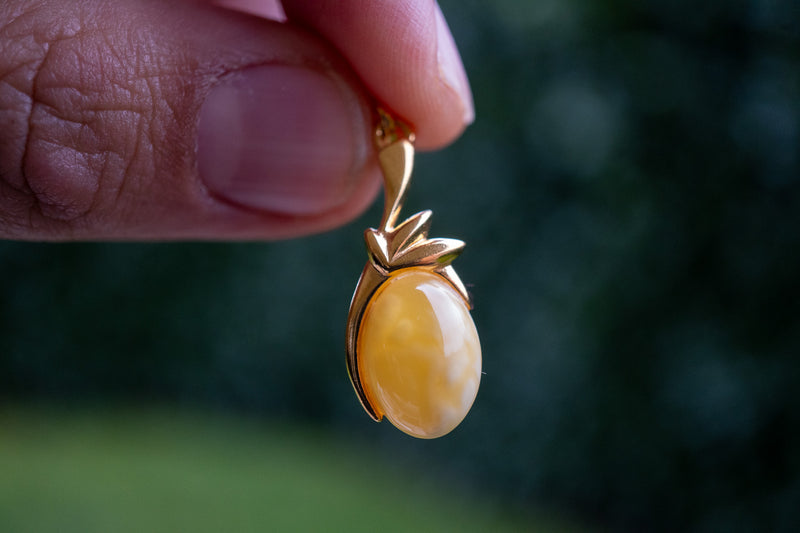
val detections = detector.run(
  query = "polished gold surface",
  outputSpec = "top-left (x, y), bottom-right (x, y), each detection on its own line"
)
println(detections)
top-left (345, 109), bottom-right (478, 432)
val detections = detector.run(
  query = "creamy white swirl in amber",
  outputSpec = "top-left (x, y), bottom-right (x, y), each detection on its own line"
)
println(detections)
top-left (358, 269), bottom-right (481, 439)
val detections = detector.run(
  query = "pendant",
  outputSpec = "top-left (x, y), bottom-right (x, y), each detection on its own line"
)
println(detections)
top-left (345, 109), bottom-right (481, 439)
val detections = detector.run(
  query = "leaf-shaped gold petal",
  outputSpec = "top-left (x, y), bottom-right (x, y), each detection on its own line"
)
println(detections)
top-left (391, 238), bottom-right (465, 268)
top-left (364, 229), bottom-right (391, 270)
top-left (387, 210), bottom-right (432, 257)
top-left (438, 265), bottom-right (473, 308)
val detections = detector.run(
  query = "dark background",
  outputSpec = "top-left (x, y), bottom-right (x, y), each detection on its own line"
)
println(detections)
top-left (2, 0), bottom-right (799, 530)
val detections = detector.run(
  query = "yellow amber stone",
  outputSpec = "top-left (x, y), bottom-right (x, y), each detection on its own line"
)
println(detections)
top-left (358, 269), bottom-right (481, 439)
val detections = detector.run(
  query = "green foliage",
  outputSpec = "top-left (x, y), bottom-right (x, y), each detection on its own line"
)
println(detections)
top-left (1, 0), bottom-right (799, 530)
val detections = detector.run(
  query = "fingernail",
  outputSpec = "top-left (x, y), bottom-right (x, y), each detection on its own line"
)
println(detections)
top-left (434, 3), bottom-right (475, 125)
top-left (198, 65), bottom-right (363, 216)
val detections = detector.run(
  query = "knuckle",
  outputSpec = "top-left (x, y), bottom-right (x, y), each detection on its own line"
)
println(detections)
top-left (0, 4), bottom-right (178, 235)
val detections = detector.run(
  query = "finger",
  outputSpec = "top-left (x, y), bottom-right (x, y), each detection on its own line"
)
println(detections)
top-left (0, 0), bottom-right (379, 241)
top-left (197, 1), bottom-right (474, 149)
top-left (280, 0), bottom-right (474, 150)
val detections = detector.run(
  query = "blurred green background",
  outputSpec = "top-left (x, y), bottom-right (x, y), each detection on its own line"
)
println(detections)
top-left (2, 0), bottom-right (799, 531)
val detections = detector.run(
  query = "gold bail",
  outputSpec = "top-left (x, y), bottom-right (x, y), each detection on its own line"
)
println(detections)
top-left (375, 108), bottom-right (416, 149)
top-left (373, 109), bottom-right (416, 232)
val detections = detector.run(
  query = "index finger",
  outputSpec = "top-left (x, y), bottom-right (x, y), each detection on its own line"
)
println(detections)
top-left (218, 0), bottom-right (474, 150)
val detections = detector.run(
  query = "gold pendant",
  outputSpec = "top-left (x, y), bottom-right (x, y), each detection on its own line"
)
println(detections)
top-left (345, 109), bottom-right (481, 439)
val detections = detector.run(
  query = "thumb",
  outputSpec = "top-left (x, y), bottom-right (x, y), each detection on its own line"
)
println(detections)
top-left (0, 0), bottom-right (379, 240)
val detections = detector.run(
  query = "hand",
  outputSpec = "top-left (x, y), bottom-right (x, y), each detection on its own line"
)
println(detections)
top-left (0, 0), bottom-right (473, 240)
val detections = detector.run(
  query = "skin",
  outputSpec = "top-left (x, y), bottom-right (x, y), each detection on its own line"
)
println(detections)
top-left (0, 0), bottom-right (473, 240)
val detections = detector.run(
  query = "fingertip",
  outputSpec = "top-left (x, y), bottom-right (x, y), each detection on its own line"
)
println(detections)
top-left (434, 2), bottom-right (474, 127)
top-left (281, 0), bottom-right (474, 150)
